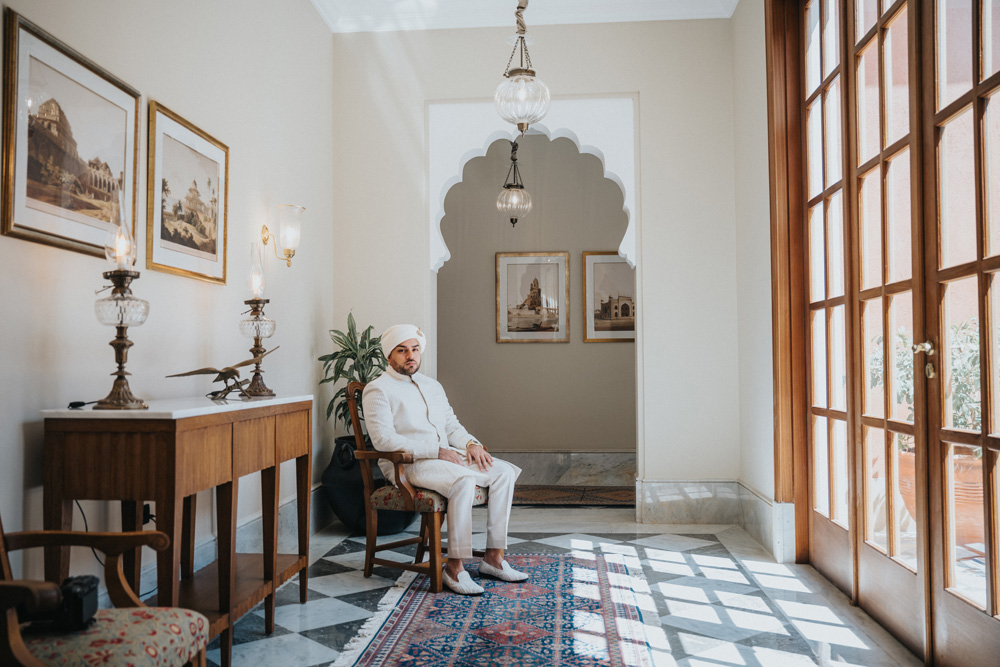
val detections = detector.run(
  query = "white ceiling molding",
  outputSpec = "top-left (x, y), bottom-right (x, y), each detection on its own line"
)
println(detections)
top-left (427, 96), bottom-right (638, 273)
top-left (311, 0), bottom-right (740, 34)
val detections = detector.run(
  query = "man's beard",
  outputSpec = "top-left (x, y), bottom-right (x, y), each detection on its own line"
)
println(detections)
top-left (390, 358), bottom-right (420, 376)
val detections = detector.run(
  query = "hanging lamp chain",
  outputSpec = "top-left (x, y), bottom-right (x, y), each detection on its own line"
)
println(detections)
top-left (503, 141), bottom-right (523, 188)
top-left (503, 1), bottom-right (534, 77)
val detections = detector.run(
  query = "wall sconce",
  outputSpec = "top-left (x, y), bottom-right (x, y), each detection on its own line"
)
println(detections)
top-left (261, 204), bottom-right (304, 267)
top-left (93, 197), bottom-right (149, 410)
top-left (239, 242), bottom-right (276, 396)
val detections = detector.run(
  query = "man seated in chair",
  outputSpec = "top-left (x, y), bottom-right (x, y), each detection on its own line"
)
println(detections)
top-left (362, 323), bottom-right (528, 595)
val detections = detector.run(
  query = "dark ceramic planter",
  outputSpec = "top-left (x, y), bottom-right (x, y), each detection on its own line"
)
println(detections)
top-left (321, 435), bottom-right (416, 536)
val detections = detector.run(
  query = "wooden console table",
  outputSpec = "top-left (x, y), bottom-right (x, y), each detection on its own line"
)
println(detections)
top-left (42, 395), bottom-right (313, 667)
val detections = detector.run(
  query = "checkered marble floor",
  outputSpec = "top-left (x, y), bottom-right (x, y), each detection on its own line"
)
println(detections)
top-left (206, 507), bottom-right (920, 667)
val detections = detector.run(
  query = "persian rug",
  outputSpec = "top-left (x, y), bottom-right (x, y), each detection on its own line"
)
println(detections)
top-left (512, 485), bottom-right (634, 506)
top-left (334, 554), bottom-right (656, 667)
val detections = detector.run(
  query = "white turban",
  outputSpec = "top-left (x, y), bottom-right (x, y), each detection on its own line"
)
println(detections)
top-left (380, 324), bottom-right (427, 359)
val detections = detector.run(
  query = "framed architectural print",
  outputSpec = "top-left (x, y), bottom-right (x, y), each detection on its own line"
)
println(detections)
top-left (496, 251), bottom-right (569, 343)
top-left (147, 101), bottom-right (228, 284)
top-left (583, 251), bottom-right (636, 342)
top-left (1, 9), bottom-right (139, 257)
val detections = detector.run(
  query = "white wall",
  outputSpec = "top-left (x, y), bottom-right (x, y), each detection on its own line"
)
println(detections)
top-left (331, 19), bottom-right (745, 483)
top-left (732, 0), bottom-right (776, 499)
top-left (0, 0), bottom-right (335, 577)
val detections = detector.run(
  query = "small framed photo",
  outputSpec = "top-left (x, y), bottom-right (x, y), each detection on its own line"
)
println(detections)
top-left (146, 101), bottom-right (228, 284)
top-left (1, 9), bottom-right (139, 257)
top-left (583, 251), bottom-right (636, 342)
top-left (496, 251), bottom-right (569, 343)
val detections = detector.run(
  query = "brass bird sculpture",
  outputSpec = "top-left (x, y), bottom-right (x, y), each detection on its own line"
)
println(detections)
top-left (166, 347), bottom-right (279, 400)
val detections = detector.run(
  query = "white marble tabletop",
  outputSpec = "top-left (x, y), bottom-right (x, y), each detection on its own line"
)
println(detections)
top-left (41, 394), bottom-right (314, 420)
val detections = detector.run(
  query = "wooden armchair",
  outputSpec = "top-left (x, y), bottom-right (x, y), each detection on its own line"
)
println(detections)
top-left (1, 511), bottom-right (207, 667)
top-left (346, 381), bottom-right (488, 593)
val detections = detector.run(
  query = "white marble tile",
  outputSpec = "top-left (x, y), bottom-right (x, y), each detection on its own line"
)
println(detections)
top-left (531, 533), bottom-right (624, 550)
top-left (207, 633), bottom-right (338, 667)
top-left (307, 570), bottom-right (396, 597)
top-left (258, 595), bottom-right (371, 632)
top-left (639, 481), bottom-right (743, 525)
top-left (630, 534), bottom-right (718, 552)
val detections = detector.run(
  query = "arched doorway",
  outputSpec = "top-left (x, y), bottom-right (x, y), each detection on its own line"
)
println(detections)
top-left (435, 133), bottom-right (636, 491)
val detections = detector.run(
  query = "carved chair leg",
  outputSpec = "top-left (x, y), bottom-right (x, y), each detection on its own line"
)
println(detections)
top-left (414, 513), bottom-right (428, 564)
top-left (426, 511), bottom-right (443, 594)
top-left (363, 505), bottom-right (378, 578)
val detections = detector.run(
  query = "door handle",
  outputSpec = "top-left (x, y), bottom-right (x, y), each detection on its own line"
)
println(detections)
top-left (913, 341), bottom-right (935, 356)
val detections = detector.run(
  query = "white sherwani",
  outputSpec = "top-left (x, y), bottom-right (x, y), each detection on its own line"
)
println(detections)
top-left (362, 367), bottom-right (521, 558)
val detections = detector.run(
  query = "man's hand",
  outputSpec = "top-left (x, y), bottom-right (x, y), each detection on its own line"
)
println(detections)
top-left (467, 442), bottom-right (493, 471)
top-left (438, 447), bottom-right (463, 465)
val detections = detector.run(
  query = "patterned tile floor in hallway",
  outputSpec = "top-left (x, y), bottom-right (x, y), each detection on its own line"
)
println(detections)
top-left (206, 507), bottom-right (921, 667)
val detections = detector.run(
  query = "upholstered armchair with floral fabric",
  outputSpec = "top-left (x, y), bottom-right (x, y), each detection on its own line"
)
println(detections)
top-left (0, 511), bottom-right (207, 667)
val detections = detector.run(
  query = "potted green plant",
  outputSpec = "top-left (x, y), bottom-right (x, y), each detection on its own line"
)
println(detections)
top-left (319, 312), bottom-right (387, 432)
top-left (318, 314), bottom-right (414, 535)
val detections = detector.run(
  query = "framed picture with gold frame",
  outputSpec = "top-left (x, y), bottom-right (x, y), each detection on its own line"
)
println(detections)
top-left (146, 100), bottom-right (228, 284)
top-left (496, 251), bottom-right (569, 343)
top-left (1, 8), bottom-right (139, 257)
top-left (583, 251), bottom-right (635, 343)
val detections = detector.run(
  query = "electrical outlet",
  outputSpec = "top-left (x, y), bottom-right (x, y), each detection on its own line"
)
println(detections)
top-left (142, 503), bottom-right (154, 525)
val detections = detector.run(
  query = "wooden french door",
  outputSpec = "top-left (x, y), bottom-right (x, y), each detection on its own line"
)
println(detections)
top-left (801, 0), bottom-right (1000, 662)
top-left (805, 0), bottom-right (927, 654)
top-left (922, 0), bottom-right (1000, 663)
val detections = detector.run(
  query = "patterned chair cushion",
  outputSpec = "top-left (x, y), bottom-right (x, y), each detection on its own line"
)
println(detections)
top-left (370, 484), bottom-right (488, 512)
top-left (24, 607), bottom-right (208, 667)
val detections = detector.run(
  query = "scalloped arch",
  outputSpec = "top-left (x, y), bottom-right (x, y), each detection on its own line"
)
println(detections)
top-left (428, 96), bottom-right (637, 273)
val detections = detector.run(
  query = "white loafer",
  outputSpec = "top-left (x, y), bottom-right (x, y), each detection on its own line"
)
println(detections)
top-left (479, 559), bottom-right (529, 582)
top-left (442, 569), bottom-right (485, 595)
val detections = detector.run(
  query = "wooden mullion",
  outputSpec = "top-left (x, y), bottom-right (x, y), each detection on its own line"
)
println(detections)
top-left (939, 429), bottom-right (985, 447)
top-left (982, 256), bottom-right (1000, 274)
top-left (937, 262), bottom-right (982, 283)
top-left (887, 419), bottom-right (917, 436)
top-left (813, 405), bottom-right (849, 420)
top-left (983, 435), bottom-right (1000, 452)
top-left (766, 0), bottom-right (808, 559)
top-left (882, 277), bottom-right (915, 295)
top-left (986, 447), bottom-right (999, 616)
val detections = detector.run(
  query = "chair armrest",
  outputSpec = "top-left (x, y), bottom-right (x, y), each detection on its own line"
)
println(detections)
top-left (353, 450), bottom-right (415, 464)
top-left (351, 451), bottom-right (422, 510)
top-left (5, 530), bottom-right (169, 556)
top-left (5, 531), bottom-right (169, 609)
top-left (0, 581), bottom-right (60, 614)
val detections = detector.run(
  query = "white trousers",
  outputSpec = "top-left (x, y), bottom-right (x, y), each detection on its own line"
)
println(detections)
top-left (401, 454), bottom-right (521, 559)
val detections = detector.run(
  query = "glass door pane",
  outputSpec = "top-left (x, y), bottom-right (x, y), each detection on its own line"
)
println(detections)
top-left (893, 431), bottom-right (919, 568)
top-left (884, 5), bottom-right (910, 146)
top-left (943, 277), bottom-right (981, 432)
top-left (940, 108), bottom-right (978, 268)
top-left (937, 0), bottom-right (974, 110)
top-left (867, 426), bottom-right (889, 550)
top-left (865, 297), bottom-right (886, 417)
top-left (890, 293), bottom-right (915, 421)
top-left (947, 443), bottom-right (986, 608)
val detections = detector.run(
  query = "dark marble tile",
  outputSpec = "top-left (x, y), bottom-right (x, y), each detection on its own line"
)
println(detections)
top-left (336, 586), bottom-right (396, 612)
top-left (308, 558), bottom-right (354, 578)
top-left (276, 581), bottom-right (328, 606)
top-left (322, 540), bottom-right (367, 557)
top-left (229, 612), bottom-right (294, 646)
top-left (736, 628), bottom-right (818, 659)
top-left (505, 541), bottom-right (572, 555)
top-left (300, 617), bottom-right (370, 651)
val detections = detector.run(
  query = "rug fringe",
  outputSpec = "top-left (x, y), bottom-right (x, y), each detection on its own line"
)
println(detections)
top-left (329, 570), bottom-right (417, 667)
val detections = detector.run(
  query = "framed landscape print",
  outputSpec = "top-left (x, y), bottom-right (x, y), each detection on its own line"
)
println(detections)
top-left (1, 9), bottom-right (139, 257)
top-left (496, 251), bottom-right (569, 343)
top-left (583, 251), bottom-right (636, 342)
top-left (147, 101), bottom-right (228, 284)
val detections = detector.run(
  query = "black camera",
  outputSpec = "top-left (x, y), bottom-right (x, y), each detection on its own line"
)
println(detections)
top-left (21, 575), bottom-right (99, 632)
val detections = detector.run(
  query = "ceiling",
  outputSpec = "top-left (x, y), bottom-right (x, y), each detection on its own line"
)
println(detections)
top-left (310, 0), bottom-right (741, 34)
